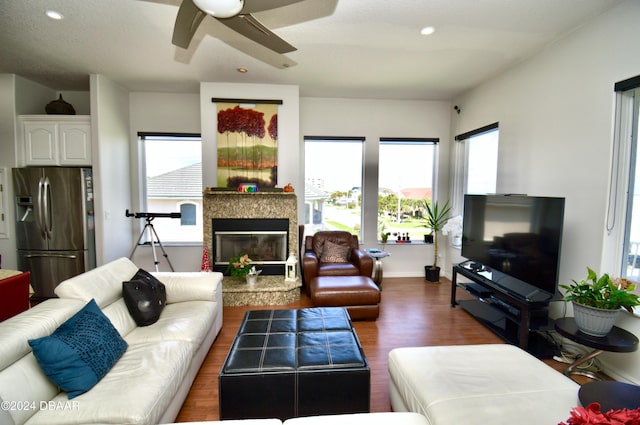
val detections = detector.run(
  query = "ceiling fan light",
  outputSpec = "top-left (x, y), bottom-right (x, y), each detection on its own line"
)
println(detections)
top-left (420, 26), bottom-right (436, 35)
top-left (45, 10), bottom-right (64, 20)
top-left (193, 0), bottom-right (244, 18)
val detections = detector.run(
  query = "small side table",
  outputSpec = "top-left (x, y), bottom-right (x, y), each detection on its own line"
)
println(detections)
top-left (554, 317), bottom-right (638, 381)
top-left (364, 249), bottom-right (390, 288)
top-left (579, 381), bottom-right (640, 411)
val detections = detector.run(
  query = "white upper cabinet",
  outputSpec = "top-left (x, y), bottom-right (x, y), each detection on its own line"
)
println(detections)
top-left (19, 116), bottom-right (92, 166)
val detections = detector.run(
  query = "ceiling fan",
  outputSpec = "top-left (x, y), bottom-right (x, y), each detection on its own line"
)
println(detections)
top-left (172, 0), bottom-right (304, 53)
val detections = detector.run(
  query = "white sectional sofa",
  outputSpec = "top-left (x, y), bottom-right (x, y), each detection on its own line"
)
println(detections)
top-left (0, 257), bottom-right (223, 425)
top-left (388, 344), bottom-right (580, 425)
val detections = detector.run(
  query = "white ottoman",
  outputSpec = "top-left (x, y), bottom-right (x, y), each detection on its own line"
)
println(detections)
top-left (388, 344), bottom-right (580, 425)
top-left (286, 412), bottom-right (430, 425)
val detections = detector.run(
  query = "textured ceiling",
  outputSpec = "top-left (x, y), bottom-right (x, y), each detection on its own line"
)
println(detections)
top-left (0, 0), bottom-right (622, 100)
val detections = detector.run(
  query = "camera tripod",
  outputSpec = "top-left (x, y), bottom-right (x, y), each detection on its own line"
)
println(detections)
top-left (128, 216), bottom-right (175, 272)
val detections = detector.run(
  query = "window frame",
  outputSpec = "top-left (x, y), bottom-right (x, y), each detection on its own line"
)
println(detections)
top-left (605, 77), bottom-right (640, 280)
top-left (377, 137), bottom-right (439, 242)
top-left (451, 123), bottom-right (499, 215)
top-left (138, 132), bottom-right (202, 244)
top-left (179, 202), bottom-right (198, 226)
top-left (303, 136), bottom-right (365, 240)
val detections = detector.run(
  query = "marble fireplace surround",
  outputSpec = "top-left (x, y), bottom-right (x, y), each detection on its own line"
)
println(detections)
top-left (203, 190), bottom-right (298, 272)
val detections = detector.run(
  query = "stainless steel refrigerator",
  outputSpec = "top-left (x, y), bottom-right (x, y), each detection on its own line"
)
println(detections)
top-left (13, 167), bottom-right (96, 299)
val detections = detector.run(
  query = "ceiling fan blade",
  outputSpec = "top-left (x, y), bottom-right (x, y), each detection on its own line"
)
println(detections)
top-left (218, 14), bottom-right (296, 53)
top-left (172, 0), bottom-right (207, 49)
top-left (241, 0), bottom-right (305, 14)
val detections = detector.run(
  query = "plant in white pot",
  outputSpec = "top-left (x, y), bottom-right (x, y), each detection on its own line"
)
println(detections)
top-left (560, 267), bottom-right (640, 336)
top-left (422, 199), bottom-right (451, 282)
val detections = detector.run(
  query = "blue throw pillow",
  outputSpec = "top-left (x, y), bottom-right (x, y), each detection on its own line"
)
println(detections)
top-left (28, 299), bottom-right (128, 399)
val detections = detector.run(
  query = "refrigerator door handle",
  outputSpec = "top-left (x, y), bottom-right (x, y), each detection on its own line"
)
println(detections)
top-left (24, 253), bottom-right (78, 259)
top-left (37, 177), bottom-right (46, 240)
top-left (43, 177), bottom-right (53, 240)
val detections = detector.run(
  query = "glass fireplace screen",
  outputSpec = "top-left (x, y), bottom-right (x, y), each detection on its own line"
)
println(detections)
top-left (214, 231), bottom-right (288, 265)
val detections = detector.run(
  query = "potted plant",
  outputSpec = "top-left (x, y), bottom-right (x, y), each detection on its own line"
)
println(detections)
top-left (424, 232), bottom-right (434, 244)
top-left (227, 254), bottom-right (262, 286)
top-left (560, 267), bottom-right (640, 336)
top-left (422, 199), bottom-right (452, 282)
top-left (380, 230), bottom-right (391, 245)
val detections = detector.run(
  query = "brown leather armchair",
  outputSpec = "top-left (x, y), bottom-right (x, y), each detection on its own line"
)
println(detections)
top-left (302, 231), bottom-right (373, 295)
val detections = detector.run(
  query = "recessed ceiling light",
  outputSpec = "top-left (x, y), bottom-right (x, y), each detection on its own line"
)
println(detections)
top-left (237, 67), bottom-right (248, 73)
top-left (420, 26), bottom-right (435, 36)
top-left (45, 10), bottom-right (64, 20)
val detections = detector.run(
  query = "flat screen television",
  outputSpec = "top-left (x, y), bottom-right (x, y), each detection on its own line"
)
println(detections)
top-left (461, 194), bottom-right (565, 302)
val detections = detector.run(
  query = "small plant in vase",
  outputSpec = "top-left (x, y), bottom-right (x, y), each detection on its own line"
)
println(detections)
top-left (378, 223), bottom-right (391, 245)
top-left (227, 254), bottom-right (262, 285)
top-left (422, 199), bottom-right (451, 282)
top-left (560, 267), bottom-right (639, 336)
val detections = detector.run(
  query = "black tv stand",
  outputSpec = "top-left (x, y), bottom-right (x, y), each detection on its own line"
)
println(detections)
top-left (451, 261), bottom-right (556, 356)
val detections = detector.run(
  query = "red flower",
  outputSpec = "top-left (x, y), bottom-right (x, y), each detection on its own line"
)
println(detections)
top-left (560, 403), bottom-right (640, 425)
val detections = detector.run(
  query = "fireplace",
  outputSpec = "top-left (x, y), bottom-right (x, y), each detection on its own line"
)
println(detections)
top-left (203, 190), bottom-right (297, 278)
top-left (212, 218), bottom-right (289, 275)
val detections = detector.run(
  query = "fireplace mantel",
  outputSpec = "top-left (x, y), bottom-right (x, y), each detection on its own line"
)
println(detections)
top-left (203, 190), bottom-right (298, 271)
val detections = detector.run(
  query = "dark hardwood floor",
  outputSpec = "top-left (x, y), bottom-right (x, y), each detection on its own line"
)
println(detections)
top-left (175, 276), bottom-right (582, 422)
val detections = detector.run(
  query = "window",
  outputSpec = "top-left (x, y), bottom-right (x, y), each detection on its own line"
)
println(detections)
top-left (611, 77), bottom-right (640, 279)
top-left (180, 202), bottom-right (197, 226)
top-left (378, 138), bottom-right (437, 241)
top-left (139, 133), bottom-right (202, 243)
top-left (303, 137), bottom-right (364, 239)
top-left (452, 123), bottom-right (499, 214)
top-left (465, 129), bottom-right (499, 194)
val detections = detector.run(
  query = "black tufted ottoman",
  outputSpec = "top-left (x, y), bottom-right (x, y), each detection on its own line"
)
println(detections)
top-left (219, 307), bottom-right (370, 420)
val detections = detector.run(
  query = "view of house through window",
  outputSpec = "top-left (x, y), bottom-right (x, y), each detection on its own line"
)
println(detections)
top-left (140, 133), bottom-right (202, 243)
top-left (303, 137), bottom-right (364, 239)
top-left (378, 138), bottom-right (437, 241)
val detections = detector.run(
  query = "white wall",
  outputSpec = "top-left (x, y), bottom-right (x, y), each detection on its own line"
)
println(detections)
top-left (127, 88), bottom-right (453, 275)
top-left (450, 0), bottom-right (640, 382)
top-left (13, 78), bottom-right (89, 115)
top-left (90, 75), bottom-right (133, 265)
top-left (128, 92), bottom-right (203, 271)
top-left (14, 76), bottom-right (56, 115)
top-left (300, 97), bottom-right (452, 277)
top-left (0, 75), bottom-right (18, 269)
top-left (57, 91), bottom-right (90, 115)
top-left (199, 82), bottom-right (300, 191)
